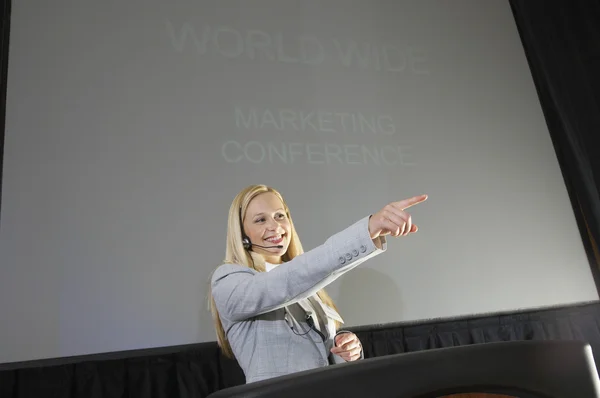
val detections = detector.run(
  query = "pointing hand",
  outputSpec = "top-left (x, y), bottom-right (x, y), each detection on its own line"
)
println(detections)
top-left (368, 195), bottom-right (428, 239)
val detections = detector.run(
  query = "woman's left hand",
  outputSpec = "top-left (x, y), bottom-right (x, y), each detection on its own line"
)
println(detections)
top-left (330, 332), bottom-right (362, 361)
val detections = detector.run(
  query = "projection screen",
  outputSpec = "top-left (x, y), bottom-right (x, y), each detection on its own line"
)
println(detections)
top-left (1, 0), bottom-right (597, 364)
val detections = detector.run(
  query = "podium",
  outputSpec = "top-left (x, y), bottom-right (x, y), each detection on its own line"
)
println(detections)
top-left (207, 340), bottom-right (600, 398)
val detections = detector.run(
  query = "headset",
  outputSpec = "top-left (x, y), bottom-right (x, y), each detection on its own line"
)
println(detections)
top-left (239, 206), bottom-right (324, 341)
top-left (239, 206), bottom-right (283, 251)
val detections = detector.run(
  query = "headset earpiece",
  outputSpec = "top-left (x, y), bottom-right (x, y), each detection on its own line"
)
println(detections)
top-left (242, 237), bottom-right (251, 250)
top-left (239, 206), bottom-right (251, 251)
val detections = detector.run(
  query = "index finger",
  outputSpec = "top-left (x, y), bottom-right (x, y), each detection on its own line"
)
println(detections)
top-left (394, 194), bottom-right (428, 210)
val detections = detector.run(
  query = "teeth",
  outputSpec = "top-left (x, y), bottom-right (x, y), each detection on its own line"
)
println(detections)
top-left (266, 235), bottom-right (282, 242)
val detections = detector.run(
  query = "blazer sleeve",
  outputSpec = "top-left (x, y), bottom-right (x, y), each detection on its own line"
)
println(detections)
top-left (211, 215), bottom-right (386, 322)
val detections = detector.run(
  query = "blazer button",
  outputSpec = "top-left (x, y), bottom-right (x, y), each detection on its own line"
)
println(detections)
top-left (345, 253), bottom-right (352, 261)
top-left (360, 245), bottom-right (367, 253)
top-left (352, 249), bottom-right (359, 257)
top-left (338, 256), bottom-right (346, 264)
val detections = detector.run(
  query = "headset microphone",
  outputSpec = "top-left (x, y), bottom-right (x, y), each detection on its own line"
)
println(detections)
top-left (253, 242), bottom-right (284, 249)
top-left (242, 237), bottom-right (283, 250)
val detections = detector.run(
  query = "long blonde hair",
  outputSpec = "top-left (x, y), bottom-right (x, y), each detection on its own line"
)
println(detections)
top-left (208, 184), bottom-right (342, 358)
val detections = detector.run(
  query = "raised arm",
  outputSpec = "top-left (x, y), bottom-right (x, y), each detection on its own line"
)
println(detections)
top-left (211, 216), bottom-right (384, 322)
top-left (211, 194), bottom-right (427, 323)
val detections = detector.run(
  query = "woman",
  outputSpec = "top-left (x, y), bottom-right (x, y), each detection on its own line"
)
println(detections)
top-left (209, 184), bottom-right (427, 384)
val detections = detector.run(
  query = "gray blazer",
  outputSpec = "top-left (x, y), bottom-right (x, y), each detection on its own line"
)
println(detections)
top-left (211, 215), bottom-right (387, 384)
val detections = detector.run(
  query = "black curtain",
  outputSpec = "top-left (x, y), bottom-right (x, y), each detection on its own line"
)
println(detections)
top-left (354, 301), bottom-right (600, 359)
top-left (1, 302), bottom-right (600, 398)
top-left (0, 0), bottom-right (10, 220)
top-left (509, 0), bottom-right (600, 290)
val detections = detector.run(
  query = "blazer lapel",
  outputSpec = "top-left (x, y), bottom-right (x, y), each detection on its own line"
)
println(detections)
top-left (266, 261), bottom-right (342, 342)
top-left (309, 295), bottom-right (341, 341)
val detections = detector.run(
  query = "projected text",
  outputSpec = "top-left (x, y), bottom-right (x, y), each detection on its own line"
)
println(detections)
top-left (234, 107), bottom-right (396, 135)
top-left (166, 21), bottom-right (429, 74)
top-left (221, 141), bottom-right (414, 166)
top-left (225, 106), bottom-right (415, 166)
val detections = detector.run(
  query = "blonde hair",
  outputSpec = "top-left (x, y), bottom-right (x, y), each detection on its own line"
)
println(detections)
top-left (208, 184), bottom-right (342, 358)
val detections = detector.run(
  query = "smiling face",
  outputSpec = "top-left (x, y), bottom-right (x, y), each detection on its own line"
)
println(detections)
top-left (243, 192), bottom-right (291, 264)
